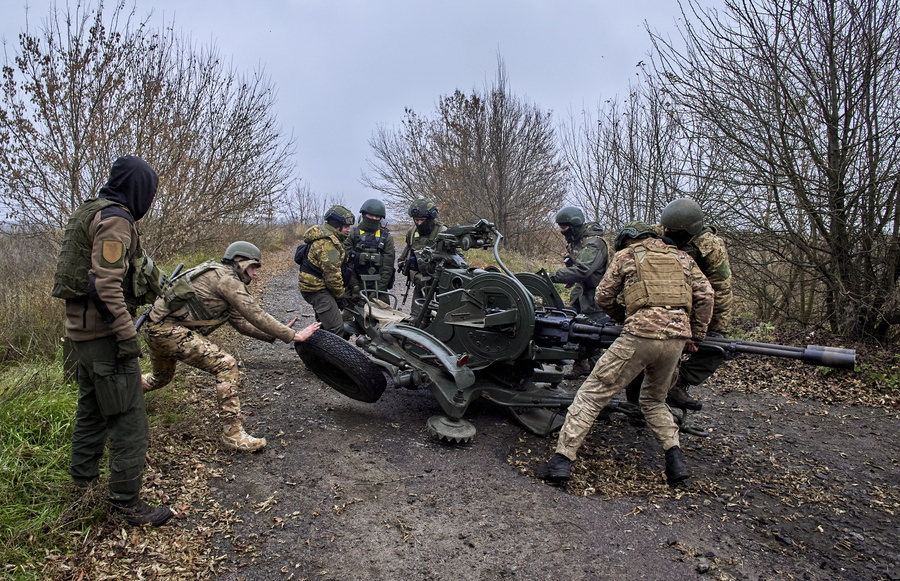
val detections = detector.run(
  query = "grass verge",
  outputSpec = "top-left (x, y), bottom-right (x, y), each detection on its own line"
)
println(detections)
top-left (0, 356), bottom-right (101, 579)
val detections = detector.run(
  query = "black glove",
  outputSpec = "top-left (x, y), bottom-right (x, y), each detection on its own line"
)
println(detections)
top-left (116, 337), bottom-right (142, 360)
top-left (549, 274), bottom-right (559, 284)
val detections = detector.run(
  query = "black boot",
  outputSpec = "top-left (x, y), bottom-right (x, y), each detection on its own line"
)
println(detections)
top-left (665, 446), bottom-right (689, 485)
top-left (666, 382), bottom-right (702, 411)
top-left (113, 500), bottom-right (174, 527)
top-left (535, 453), bottom-right (572, 481)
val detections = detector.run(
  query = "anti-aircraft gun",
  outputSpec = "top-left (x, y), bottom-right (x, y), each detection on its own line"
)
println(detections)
top-left (295, 221), bottom-right (856, 443)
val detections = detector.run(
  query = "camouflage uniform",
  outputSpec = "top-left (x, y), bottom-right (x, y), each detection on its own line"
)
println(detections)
top-left (555, 237), bottom-right (713, 460)
top-left (298, 223), bottom-right (348, 336)
top-left (53, 156), bottom-right (171, 524)
top-left (143, 261), bottom-right (296, 452)
top-left (397, 221), bottom-right (447, 307)
top-left (657, 223), bottom-right (733, 386)
top-left (550, 222), bottom-right (609, 320)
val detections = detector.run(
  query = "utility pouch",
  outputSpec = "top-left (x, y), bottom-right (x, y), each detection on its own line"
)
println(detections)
top-left (93, 359), bottom-right (140, 416)
top-left (162, 275), bottom-right (197, 312)
top-left (131, 251), bottom-right (165, 304)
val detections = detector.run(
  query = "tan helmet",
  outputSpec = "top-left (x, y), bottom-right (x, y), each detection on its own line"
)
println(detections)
top-left (224, 241), bottom-right (261, 265)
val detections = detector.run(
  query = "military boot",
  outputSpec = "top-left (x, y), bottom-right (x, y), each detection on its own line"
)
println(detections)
top-left (666, 381), bottom-right (702, 411)
top-left (220, 422), bottom-right (267, 452)
top-left (564, 359), bottom-right (592, 380)
top-left (534, 453), bottom-right (572, 481)
top-left (113, 499), bottom-right (174, 527)
top-left (665, 446), bottom-right (689, 485)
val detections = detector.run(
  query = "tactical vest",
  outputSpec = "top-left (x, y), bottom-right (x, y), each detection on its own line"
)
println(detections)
top-left (52, 198), bottom-right (150, 310)
top-left (351, 229), bottom-right (389, 274)
top-left (164, 260), bottom-right (232, 335)
top-left (623, 243), bottom-right (692, 316)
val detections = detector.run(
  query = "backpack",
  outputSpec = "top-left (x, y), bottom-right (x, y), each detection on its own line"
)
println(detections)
top-left (294, 242), bottom-right (310, 266)
top-left (294, 242), bottom-right (324, 277)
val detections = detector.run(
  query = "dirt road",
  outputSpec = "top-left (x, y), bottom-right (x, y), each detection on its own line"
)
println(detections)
top-left (208, 268), bottom-right (900, 581)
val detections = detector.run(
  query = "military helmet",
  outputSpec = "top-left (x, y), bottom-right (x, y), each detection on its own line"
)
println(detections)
top-left (324, 205), bottom-right (355, 227)
top-left (555, 206), bottom-right (585, 227)
top-left (660, 198), bottom-right (704, 236)
top-left (408, 198), bottom-right (438, 219)
top-left (614, 221), bottom-right (657, 251)
top-left (223, 241), bottom-right (262, 264)
top-left (359, 198), bottom-right (386, 219)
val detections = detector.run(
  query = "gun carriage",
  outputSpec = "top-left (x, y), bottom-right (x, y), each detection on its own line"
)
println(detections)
top-left (295, 220), bottom-right (856, 443)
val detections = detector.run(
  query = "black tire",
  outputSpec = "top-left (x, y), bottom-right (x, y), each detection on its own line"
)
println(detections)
top-left (294, 330), bottom-right (386, 403)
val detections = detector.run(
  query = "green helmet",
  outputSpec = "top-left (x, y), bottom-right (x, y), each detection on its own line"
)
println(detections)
top-left (614, 221), bottom-right (657, 251)
top-left (324, 205), bottom-right (355, 227)
top-left (660, 198), bottom-right (704, 236)
top-left (223, 241), bottom-right (262, 263)
top-left (359, 198), bottom-right (386, 219)
top-left (408, 198), bottom-right (438, 219)
top-left (555, 206), bottom-right (585, 227)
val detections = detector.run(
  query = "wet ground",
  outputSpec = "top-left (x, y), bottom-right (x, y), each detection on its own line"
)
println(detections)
top-left (207, 267), bottom-right (900, 581)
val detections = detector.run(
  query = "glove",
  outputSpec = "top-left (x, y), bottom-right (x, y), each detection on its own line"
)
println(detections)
top-left (549, 274), bottom-right (558, 283)
top-left (116, 337), bottom-right (142, 360)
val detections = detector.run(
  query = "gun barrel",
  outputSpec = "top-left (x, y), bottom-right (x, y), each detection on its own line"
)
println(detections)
top-left (566, 320), bottom-right (856, 370)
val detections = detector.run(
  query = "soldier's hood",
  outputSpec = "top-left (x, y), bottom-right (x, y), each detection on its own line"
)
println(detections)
top-left (98, 156), bottom-right (158, 220)
top-left (583, 222), bottom-right (605, 236)
top-left (568, 222), bottom-right (603, 242)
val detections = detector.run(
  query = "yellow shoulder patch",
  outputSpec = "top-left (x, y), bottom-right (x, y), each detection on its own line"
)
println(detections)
top-left (101, 240), bottom-right (125, 266)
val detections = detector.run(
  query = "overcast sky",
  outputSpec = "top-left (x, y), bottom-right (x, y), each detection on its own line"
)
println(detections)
top-left (1, 0), bottom-right (722, 216)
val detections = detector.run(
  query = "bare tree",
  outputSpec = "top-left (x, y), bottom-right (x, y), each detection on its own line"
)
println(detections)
top-left (0, 1), bottom-right (294, 256)
top-left (282, 181), bottom-right (345, 227)
top-left (362, 57), bottom-right (567, 252)
top-left (560, 72), bottom-right (731, 233)
top-left (648, 0), bottom-right (900, 338)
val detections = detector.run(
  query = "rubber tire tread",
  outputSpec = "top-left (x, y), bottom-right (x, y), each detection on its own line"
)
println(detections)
top-left (294, 329), bottom-right (386, 403)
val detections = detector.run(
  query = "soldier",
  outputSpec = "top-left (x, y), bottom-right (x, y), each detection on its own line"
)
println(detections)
top-left (298, 205), bottom-right (355, 337)
top-left (396, 198), bottom-right (446, 310)
top-left (548, 206), bottom-right (609, 379)
top-left (654, 198), bottom-right (733, 411)
top-left (141, 241), bottom-right (320, 453)
top-left (51, 155), bottom-right (172, 527)
top-left (536, 222), bottom-right (713, 485)
top-left (344, 198), bottom-right (396, 302)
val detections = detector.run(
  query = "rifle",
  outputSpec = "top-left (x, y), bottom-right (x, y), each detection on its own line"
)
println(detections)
top-left (400, 246), bottom-right (418, 306)
top-left (134, 263), bottom-right (184, 331)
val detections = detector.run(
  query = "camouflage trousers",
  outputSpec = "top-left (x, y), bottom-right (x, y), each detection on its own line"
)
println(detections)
top-left (143, 321), bottom-right (242, 425)
top-left (556, 333), bottom-right (684, 460)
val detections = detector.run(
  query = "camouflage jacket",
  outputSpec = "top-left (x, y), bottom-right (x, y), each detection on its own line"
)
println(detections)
top-left (596, 238), bottom-right (714, 341)
top-left (298, 224), bottom-right (346, 298)
top-left (655, 223), bottom-right (732, 334)
top-left (344, 224), bottom-right (396, 291)
top-left (397, 222), bottom-right (447, 271)
top-left (150, 262), bottom-right (295, 343)
top-left (551, 223), bottom-right (608, 315)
